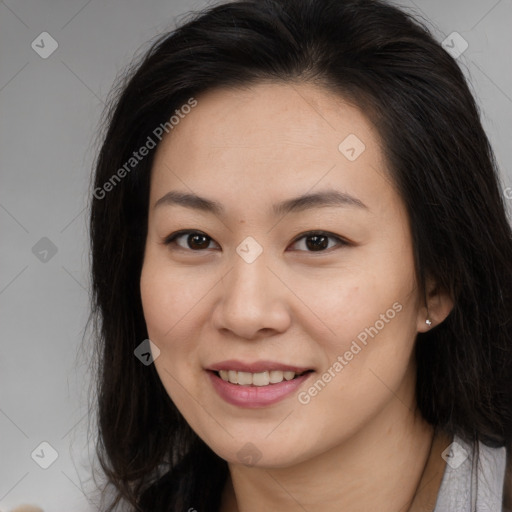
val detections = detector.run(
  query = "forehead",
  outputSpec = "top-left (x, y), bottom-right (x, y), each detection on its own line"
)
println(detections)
top-left (158, 81), bottom-right (377, 155)
top-left (149, 81), bottom-right (396, 217)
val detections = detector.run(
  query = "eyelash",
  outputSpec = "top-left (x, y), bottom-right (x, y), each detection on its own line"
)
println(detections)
top-left (162, 230), bottom-right (350, 254)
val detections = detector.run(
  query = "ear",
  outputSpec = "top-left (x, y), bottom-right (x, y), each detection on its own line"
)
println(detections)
top-left (416, 277), bottom-right (454, 333)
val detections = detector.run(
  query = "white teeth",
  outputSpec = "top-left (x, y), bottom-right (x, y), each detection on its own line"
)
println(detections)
top-left (252, 371), bottom-right (270, 386)
top-left (269, 370), bottom-right (284, 383)
top-left (217, 369), bottom-right (306, 386)
top-left (237, 371), bottom-right (253, 385)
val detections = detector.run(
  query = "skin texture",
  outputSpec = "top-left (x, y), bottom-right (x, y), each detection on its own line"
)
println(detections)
top-left (140, 82), bottom-right (454, 511)
top-left (9, 507), bottom-right (44, 512)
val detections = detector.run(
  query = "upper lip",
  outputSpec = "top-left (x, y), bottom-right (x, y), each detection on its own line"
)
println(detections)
top-left (207, 360), bottom-right (312, 373)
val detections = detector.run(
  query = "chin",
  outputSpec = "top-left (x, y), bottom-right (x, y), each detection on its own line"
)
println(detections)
top-left (205, 435), bottom-right (314, 469)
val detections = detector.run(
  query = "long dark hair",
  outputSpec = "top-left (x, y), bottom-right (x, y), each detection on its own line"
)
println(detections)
top-left (88, 0), bottom-right (512, 510)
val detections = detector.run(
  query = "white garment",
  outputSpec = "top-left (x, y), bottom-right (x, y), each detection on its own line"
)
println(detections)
top-left (434, 435), bottom-right (507, 512)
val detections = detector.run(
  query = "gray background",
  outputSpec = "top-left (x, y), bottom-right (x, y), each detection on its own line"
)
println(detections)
top-left (0, 0), bottom-right (511, 510)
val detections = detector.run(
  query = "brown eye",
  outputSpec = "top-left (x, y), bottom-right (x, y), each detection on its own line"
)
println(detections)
top-left (164, 230), bottom-right (217, 251)
top-left (163, 230), bottom-right (348, 253)
top-left (186, 233), bottom-right (211, 250)
top-left (305, 234), bottom-right (329, 251)
top-left (289, 231), bottom-right (348, 253)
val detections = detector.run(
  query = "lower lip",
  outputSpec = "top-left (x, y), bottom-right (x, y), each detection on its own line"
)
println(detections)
top-left (207, 370), bottom-right (313, 408)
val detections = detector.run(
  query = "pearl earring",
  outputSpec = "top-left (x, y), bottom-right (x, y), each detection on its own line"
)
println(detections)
top-left (425, 318), bottom-right (432, 327)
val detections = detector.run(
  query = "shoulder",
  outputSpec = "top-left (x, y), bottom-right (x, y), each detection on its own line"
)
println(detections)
top-left (434, 435), bottom-right (508, 511)
top-left (504, 446), bottom-right (512, 511)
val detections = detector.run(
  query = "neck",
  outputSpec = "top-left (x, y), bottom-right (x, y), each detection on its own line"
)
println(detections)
top-left (220, 386), bottom-right (449, 512)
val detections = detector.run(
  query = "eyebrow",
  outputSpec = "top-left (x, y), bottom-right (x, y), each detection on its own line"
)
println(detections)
top-left (154, 189), bottom-right (368, 217)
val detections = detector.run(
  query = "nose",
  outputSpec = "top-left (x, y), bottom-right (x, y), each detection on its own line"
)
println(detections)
top-left (211, 250), bottom-right (291, 340)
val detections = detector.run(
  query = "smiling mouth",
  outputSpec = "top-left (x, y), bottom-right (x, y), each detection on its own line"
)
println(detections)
top-left (212, 369), bottom-right (314, 386)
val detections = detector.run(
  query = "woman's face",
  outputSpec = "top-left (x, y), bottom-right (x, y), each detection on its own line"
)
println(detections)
top-left (140, 82), bottom-right (430, 467)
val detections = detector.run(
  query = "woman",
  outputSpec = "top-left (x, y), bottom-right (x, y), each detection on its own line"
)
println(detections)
top-left (89, 0), bottom-right (512, 510)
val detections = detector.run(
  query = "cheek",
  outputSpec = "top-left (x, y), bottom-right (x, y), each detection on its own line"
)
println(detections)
top-left (299, 295), bottom-right (417, 442)
top-left (303, 253), bottom-right (419, 399)
top-left (140, 269), bottom-right (174, 341)
top-left (140, 253), bottom-right (208, 343)
top-left (140, 258), bottom-right (205, 410)
top-left (301, 265), bottom-right (408, 348)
